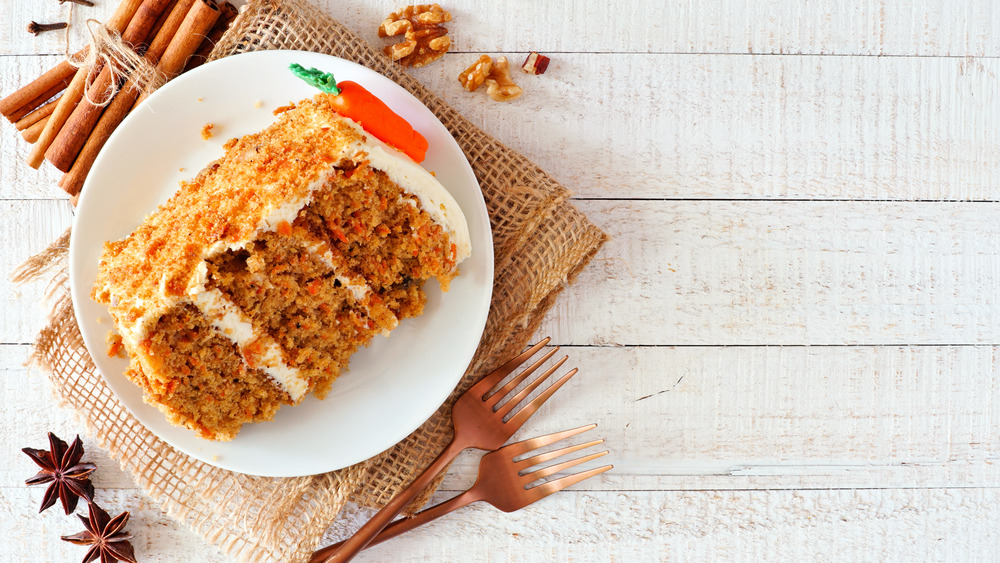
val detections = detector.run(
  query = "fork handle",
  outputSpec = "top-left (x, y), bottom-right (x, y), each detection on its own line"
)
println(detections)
top-left (309, 489), bottom-right (481, 561)
top-left (318, 438), bottom-right (467, 562)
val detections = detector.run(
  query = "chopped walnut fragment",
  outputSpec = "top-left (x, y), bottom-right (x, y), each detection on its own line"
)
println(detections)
top-left (458, 55), bottom-right (493, 92)
top-left (484, 56), bottom-right (523, 102)
top-left (521, 51), bottom-right (551, 74)
top-left (378, 4), bottom-right (452, 67)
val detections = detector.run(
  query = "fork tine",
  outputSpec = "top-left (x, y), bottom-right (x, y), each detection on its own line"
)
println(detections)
top-left (523, 464), bottom-right (613, 503)
top-left (522, 450), bottom-right (609, 482)
top-left (495, 355), bottom-right (567, 416)
top-left (470, 337), bottom-right (551, 397)
top-left (501, 423), bottom-right (597, 457)
top-left (485, 348), bottom-right (560, 408)
top-left (505, 367), bottom-right (579, 431)
top-left (516, 438), bottom-right (605, 470)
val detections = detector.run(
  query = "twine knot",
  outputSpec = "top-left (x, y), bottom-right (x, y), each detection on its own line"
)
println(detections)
top-left (70, 19), bottom-right (168, 106)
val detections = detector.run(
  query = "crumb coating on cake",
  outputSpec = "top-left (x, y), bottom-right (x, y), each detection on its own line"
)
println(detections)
top-left (94, 95), bottom-right (368, 326)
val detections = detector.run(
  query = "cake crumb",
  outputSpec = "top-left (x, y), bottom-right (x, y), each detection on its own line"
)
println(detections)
top-left (201, 123), bottom-right (215, 140)
top-left (106, 332), bottom-right (127, 358)
top-left (198, 97), bottom-right (204, 102)
top-left (254, 100), bottom-right (264, 109)
top-left (179, 167), bottom-right (185, 172)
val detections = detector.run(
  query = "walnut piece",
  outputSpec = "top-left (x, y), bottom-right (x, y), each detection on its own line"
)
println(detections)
top-left (378, 4), bottom-right (452, 68)
top-left (458, 55), bottom-right (493, 92)
top-left (106, 332), bottom-right (126, 358)
top-left (484, 56), bottom-right (524, 102)
top-left (521, 51), bottom-right (551, 75)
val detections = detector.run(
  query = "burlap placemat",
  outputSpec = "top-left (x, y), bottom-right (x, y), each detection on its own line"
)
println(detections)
top-left (18, 0), bottom-right (606, 561)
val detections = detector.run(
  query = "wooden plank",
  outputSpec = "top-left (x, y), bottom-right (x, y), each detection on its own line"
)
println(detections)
top-left (0, 1), bottom-right (115, 57)
top-left (0, 200), bottom-right (73, 344)
top-left (1, 487), bottom-right (230, 563)
top-left (0, 56), bottom-right (70, 200)
top-left (4, 1), bottom-right (1000, 57)
top-left (4, 484), bottom-right (999, 561)
top-left (412, 54), bottom-right (1000, 201)
top-left (542, 200), bottom-right (1000, 345)
top-left (322, 0), bottom-right (1000, 57)
top-left (7, 486), bottom-right (997, 561)
top-left (0, 344), bottom-right (140, 489)
top-left (437, 345), bottom-right (1000, 491)
top-left (325, 488), bottom-right (1000, 562)
top-left (5, 341), bottom-right (998, 493)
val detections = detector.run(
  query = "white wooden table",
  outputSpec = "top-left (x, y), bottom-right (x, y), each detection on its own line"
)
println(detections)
top-left (3, 1), bottom-right (1000, 561)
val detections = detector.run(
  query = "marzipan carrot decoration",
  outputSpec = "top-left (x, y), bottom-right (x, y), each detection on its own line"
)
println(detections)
top-left (289, 63), bottom-right (428, 163)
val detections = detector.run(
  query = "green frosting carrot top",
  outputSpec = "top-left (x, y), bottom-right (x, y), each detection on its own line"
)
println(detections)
top-left (286, 63), bottom-right (429, 162)
top-left (289, 63), bottom-right (341, 95)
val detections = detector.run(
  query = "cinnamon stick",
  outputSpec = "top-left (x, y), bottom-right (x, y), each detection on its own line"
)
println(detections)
top-left (147, 0), bottom-right (181, 41)
top-left (14, 97), bottom-right (59, 131)
top-left (46, 0), bottom-right (174, 172)
top-left (61, 0), bottom-right (221, 196)
top-left (0, 61), bottom-right (75, 122)
top-left (152, 0), bottom-right (221, 80)
top-left (27, 0), bottom-right (146, 169)
top-left (220, 1), bottom-right (237, 23)
top-left (145, 0), bottom-right (197, 63)
top-left (5, 73), bottom-right (73, 123)
top-left (22, 115), bottom-right (50, 143)
top-left (183, 1), bottom-right (236, 72)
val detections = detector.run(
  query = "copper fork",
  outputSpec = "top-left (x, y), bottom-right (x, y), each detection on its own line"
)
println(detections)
top-left (320, 337), bottom-right (577, 562)
top-left (310, 424), bottom-right (611, 560)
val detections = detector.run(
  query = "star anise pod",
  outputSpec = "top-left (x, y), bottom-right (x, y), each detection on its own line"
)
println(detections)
top-left (22, 432), bottom-right (96, 514)
top-left (62, 502), bottom-right (137, 563)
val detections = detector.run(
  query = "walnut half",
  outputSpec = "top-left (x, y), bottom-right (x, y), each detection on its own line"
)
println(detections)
top-left (484, 56), bottom-right (524, 102)
top-left (378, 4), bottom-right (452, 68)
top-left (458, 55), bottom-right (493, 92)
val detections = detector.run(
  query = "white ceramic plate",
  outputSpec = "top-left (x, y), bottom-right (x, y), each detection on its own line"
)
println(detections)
top-left (70, 50), bottom-right (493, 477)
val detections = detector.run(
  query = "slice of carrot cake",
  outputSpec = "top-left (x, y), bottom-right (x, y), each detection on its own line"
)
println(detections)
top-left (92, 89), bottom-right (471, 441)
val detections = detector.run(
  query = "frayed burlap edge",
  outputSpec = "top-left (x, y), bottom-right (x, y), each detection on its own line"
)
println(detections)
top-left (20, 0), bottom-right (608, 561)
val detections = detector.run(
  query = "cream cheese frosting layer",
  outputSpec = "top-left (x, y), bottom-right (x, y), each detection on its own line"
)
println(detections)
top-left (338, 117), bottom-right (473, 264)
top-left (190, 289), bottom-right (310, 400)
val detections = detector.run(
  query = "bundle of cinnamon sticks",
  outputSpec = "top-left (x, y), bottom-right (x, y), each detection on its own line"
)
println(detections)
top-left (0, 0), bottom-right (238, 201)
